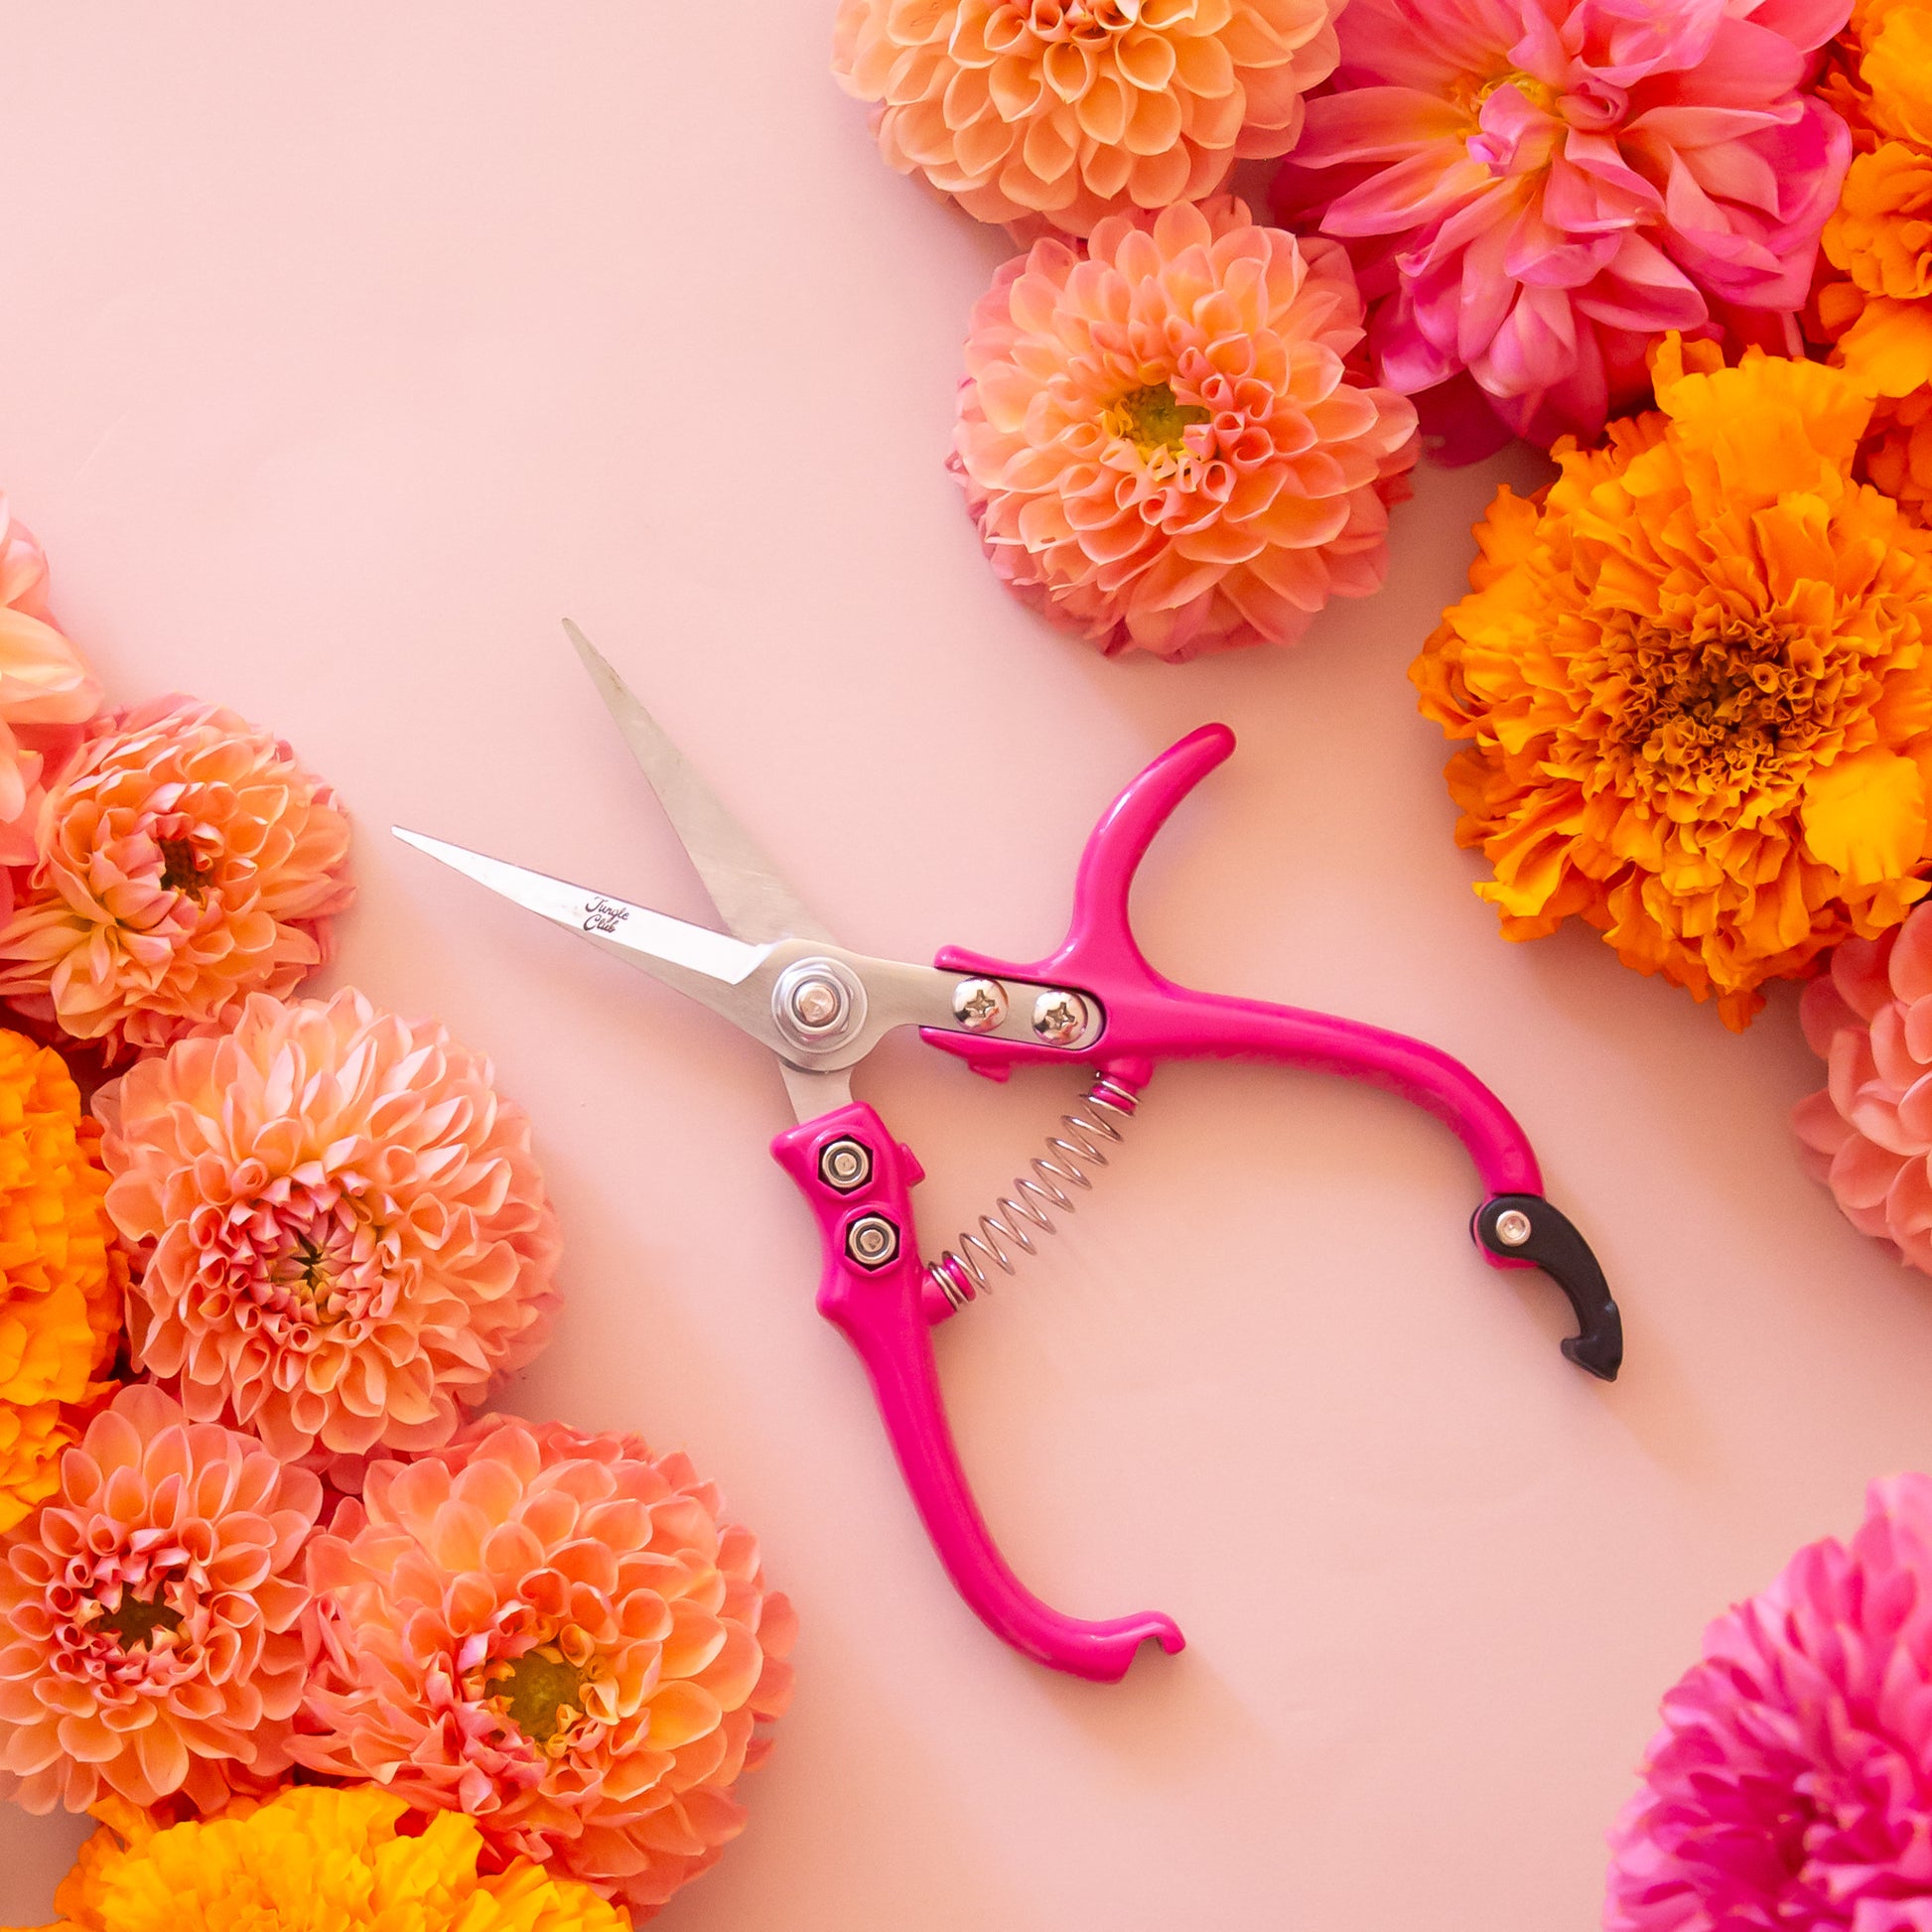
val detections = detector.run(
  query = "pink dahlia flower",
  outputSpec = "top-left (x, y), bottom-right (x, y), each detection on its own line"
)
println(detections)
top-left (1275, 0), bottom-right (1855, 450)
top-left (100, 988), bottom-right (561, 1470)
top-left (0, 696), bottom-right (352, 1058)
top-left (1793, 903), bottom-right (1932, 1271)
top-left (1607, 1473), bottom-right (1932, 1927)
top-left (0, 503), bottom-right (100, 914)
top-left (954, 197), bottom-right (1420, 658)
top-left (297, 1416), bottom-right (797, 1918)
top-left (832, 0), bottom-right (1342, 235)
top-left (0, 1383), bottom-right (320, 1814)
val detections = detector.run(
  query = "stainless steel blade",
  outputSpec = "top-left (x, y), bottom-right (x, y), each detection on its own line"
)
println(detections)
top-left (563, 620), bottom-right (836, 946)
top-left (393, 829), bottom-right (783, 1042)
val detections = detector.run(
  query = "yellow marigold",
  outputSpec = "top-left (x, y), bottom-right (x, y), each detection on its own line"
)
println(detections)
top-left (1815, 0), bottom-right (1932, 396)
top-left (0, 1029), bottom-right (119, 1533)
top-left (1414, 339), bottom-right (1932, 1031)
top-left (9, 1785), bottom-right (632, 1932)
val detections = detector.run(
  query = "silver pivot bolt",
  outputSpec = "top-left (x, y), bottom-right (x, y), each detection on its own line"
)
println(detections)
top-left (1031, 989), bottom-right (1091, 1045)
top-left (951, 977), bottom-right (1009, 1033)
top-left (1494, 1207), bottom-right (1534, 1248)
top-left (819, 1138), bottom-right (872, 1192)
top-left (846, 1214), bottom-right (899, 1269)
top-left (773, 958), bottom-right (866, 1051)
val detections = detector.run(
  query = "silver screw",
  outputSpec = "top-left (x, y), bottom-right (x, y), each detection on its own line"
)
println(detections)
top-left (1031, 989), bottom-right (1091, 1045)
top-left (819, 1138), bottom-right (871, 1192)
top-left (951, 977), bottom-right (1009, 1033)
top-left (790, 976), bottom-right (844, 1030)
top-left (1494, 1208), bottom-right (1533, 1248)
top-left (846, 1214), bottom-right (899, 1269)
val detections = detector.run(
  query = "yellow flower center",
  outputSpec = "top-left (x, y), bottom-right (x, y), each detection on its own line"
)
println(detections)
top-left (477, 1633), bottom-right (612, 1759)
top-left (158, 836), bottom-right (209, 897)
top-left (1470, 69), bottom-right (1562, 115)
top-left (98, 1591), bottom-right (185, 1652)
top-left (1105, 382), bottom-right (1210, 460)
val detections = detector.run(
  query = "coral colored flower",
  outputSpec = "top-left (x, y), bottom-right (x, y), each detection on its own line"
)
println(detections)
top-left (1791, 903), bottom-right (1932, 1267)
top-left (0, 1383), bottom-right (320, 1814)
top-left (1813, 0), bottom-right (1932, 396)
top-left (1414, 339), bottom-right (1932, 1029)
top-left (101, 988), bottom-right (560, 1469)
top-left (0, 503), bottom-right (100, 913)
top-left (0, 697), bottom-right (353, 1059)
top-left (1277, 0), bottom-right (1853, 448)
top-left (832, 0), bottom-right (1341, 235)
top-left (953, 197), bottom-right (1419, 659)
top-left (297, 1415), bottom-right (796, 1918)
top-left (21, 1785), bottom-right (631, 1932)
top-left (1606, 1473), bottom-right (1932, 1928)
top-left (0, 1029), bottom-right (121, 1537)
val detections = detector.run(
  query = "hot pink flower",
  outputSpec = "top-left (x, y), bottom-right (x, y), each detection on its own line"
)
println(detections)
top-left (1606, 1473), bottom-right (1932, 1928)
top-left (0, 1384), bottom-right (320, 1815)
top-left (0, 503), bottom-right (100, 913)
top-left (0, 697), bottom-right (352, 1058)
top-left (101, 988), bottom-right (561, 1470)
top-left (954, 197), bottom-right (1419, 658)
top-left (1793, 904), bottom-right (1932, 1270)
top-left (297, 1416), bottom-right (796, 1919)
top-left (1276, 0), bottom-right (1855, 449)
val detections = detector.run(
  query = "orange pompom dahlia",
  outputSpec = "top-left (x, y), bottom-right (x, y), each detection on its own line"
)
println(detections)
top-left (1414, 339), bottom-right (1932, 1029)
top-left (0, 698), bottom-right (352, 1058)
top-left (833, 0), bottom-right (1341, 235)
top-left (954, 197), bottom-right (1419, 658)
top-left (101, 988), bottom-right (560, 1470)
top-left (0, 1029), bottom-right (121, 1536)
top-left (298, 1415), bottom-right (796, 1918)
top-left (0, 1383), bottom-right (320, 1814)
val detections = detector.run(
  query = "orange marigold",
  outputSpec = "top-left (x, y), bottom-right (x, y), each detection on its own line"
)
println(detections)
top-left (1414, 339), bottom-right (1932, 1030)
top-left (1863, 383), bottom-right (1932, 512)
top-left (1814, 0), bottom-right (1932, 397)
top-left (0, 1028), bottom-right (119, 1534)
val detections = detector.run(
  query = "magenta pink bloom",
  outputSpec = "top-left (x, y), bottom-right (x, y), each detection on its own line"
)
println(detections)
top-left (1606, 1473), bottom-right (1932, 1928)
top-left (1275, 0), bottom-right (1854, 449)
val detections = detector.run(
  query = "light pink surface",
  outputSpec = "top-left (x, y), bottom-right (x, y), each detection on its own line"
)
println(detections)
top-left (0, 10), bottom-right (1927, 1929)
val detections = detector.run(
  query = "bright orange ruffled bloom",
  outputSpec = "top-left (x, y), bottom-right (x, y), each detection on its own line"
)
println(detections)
top-left (1814, 0), bottom-right (1932, 398)
top-left (297, 1414), bottom-right (796, 1918)
top-left (832, 0), bottom-right (1341, 235)
top-left (0, 1029), bottom-right (119, 1536)
top-left (1414, 340), bottom-right (1932, 1029)
top-left (19, 1785), bottom-right (629, 1932)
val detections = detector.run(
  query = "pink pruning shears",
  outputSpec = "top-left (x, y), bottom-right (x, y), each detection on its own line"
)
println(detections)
top-left (396, 623), bottom-right (1621, 1685)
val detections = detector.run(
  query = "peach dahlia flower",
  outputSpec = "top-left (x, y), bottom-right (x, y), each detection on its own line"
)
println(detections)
top-left (298, 1416), bottom-right (797, 1918)
top-left (954, 197), bottom-right (1419, 658)
top-left (0, 503), bottom-right (99, 911)
top-left (0, 1383), bottom-right (320, 1814)
top-left (833, 0), bottom-right (1342, 235)
top-left (101, 988), bottom-right (561, 1469)
top-left (0, 698), bottom-right (352, 1058)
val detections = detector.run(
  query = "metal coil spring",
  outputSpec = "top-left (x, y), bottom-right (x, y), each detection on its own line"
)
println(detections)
top-left (927, 1075), bottom-right (1141, 1311)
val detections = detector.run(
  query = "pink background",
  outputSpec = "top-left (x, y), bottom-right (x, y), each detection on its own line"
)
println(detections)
top-left (0, 8), bottom-right (1922, 1928)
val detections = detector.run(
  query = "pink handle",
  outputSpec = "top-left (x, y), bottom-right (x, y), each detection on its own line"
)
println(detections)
top-left (771, 1102), bottom-right (1185, 1682)
top-left (922, 725), bottom-right (1621, 1378)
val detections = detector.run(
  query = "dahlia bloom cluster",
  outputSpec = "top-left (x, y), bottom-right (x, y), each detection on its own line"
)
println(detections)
top-left (21, 1785), bottom-right (629, 1932)
top-left (1414, 338), bottom-right (1932, 1027)
top-left (954, 197), bottom-right (1419, 656)
top-left (1607, 1474), bottom-right (1932, 1927)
